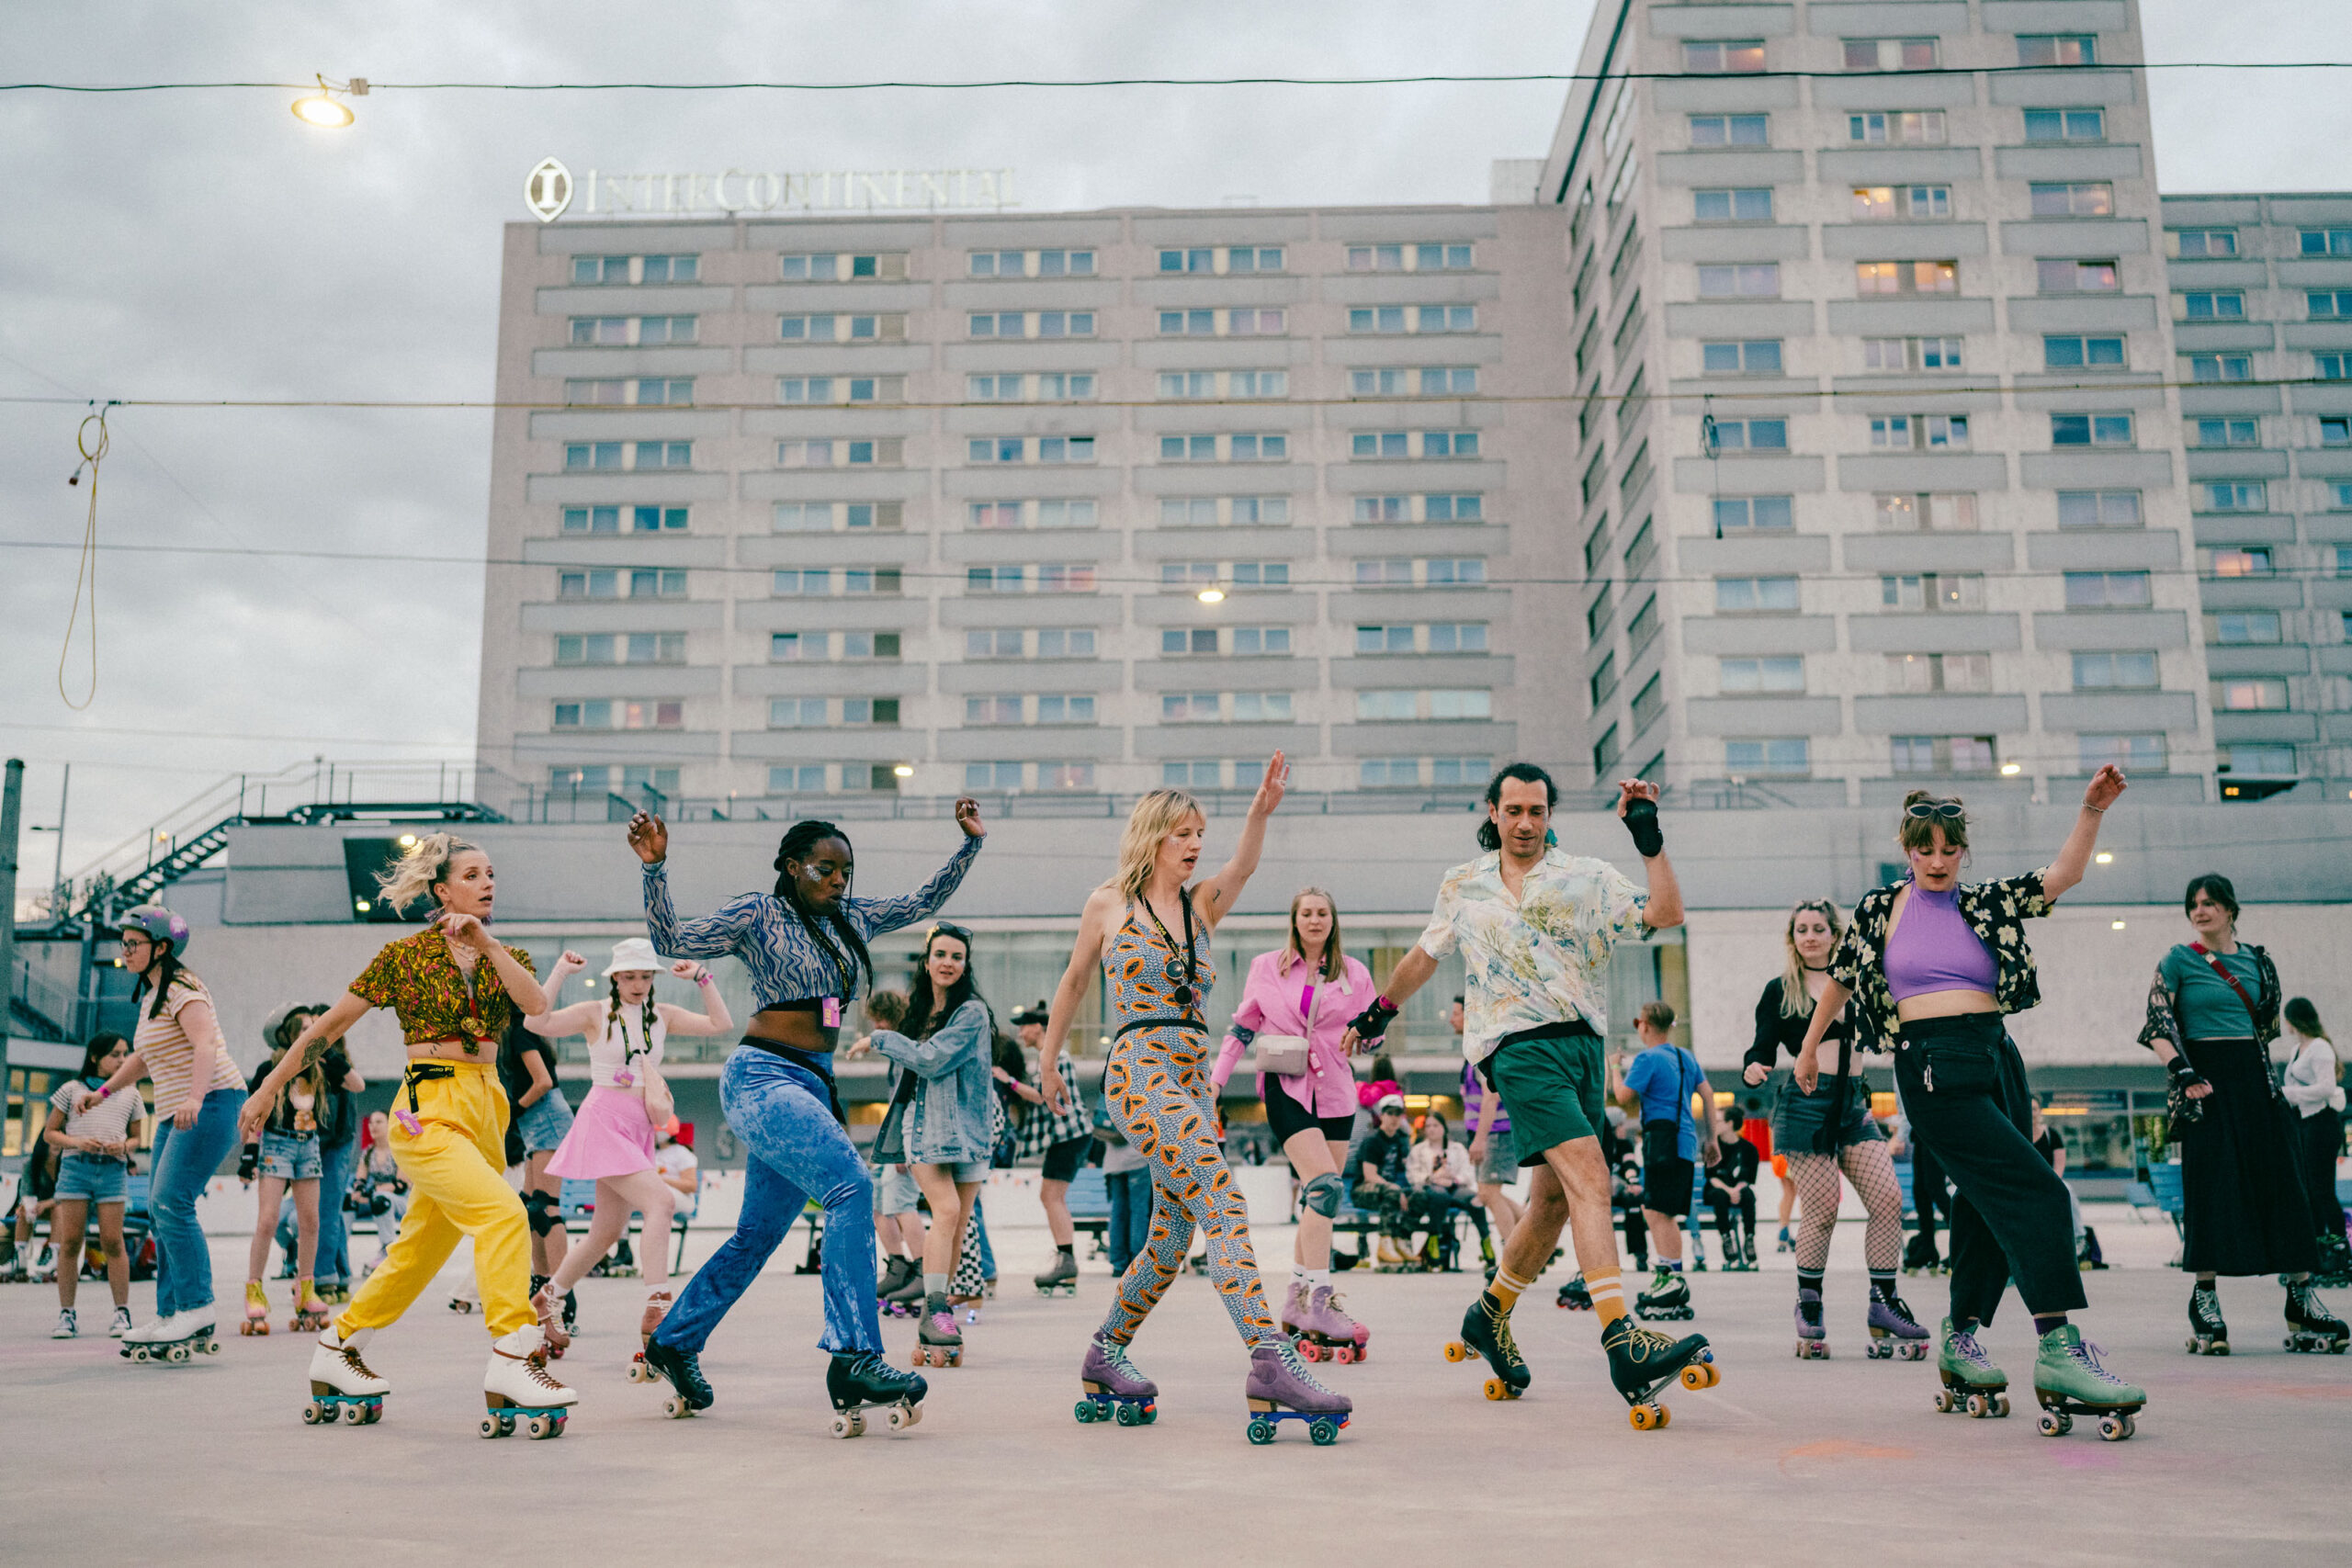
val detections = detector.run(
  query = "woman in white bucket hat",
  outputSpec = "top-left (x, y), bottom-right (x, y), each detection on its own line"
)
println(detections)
top-left (525, 937), bottom-right (733, 1369)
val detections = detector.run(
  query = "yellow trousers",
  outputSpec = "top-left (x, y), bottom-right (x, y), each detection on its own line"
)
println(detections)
top-left (338, 1059), bottom-right (533, 1338)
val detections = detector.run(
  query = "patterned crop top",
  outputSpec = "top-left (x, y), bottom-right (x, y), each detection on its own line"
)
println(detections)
top-left (349, 930), bottom-right (538, 1047)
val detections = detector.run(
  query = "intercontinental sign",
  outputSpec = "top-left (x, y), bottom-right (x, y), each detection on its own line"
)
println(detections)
top-left (523, 158), bottom-right (1016, 222)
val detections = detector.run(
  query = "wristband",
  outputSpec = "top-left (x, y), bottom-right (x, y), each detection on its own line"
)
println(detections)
top-left (96, 1084), bottom-right (113, 1100)
top-left (1623, 796), bottom-right (1665, 858)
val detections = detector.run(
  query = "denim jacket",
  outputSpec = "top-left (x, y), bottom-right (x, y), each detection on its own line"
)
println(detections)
top-left (872, 999), bottom-right (995, 1166)
top-left (1828, 869), bottom-right (2052, 1049)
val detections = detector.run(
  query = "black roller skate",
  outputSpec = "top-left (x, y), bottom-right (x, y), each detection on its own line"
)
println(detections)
top-left (1634, 1269), bottom-right (1694, 1322)
top-left (2312, 1229), bottom-right (2351, 1291)
top-left (1604, 1314), bottom-right (1719, 1430)
top-left (2284, 1279), bottom-right (2349, 1354)
top-left (1555, 1273), bottom-right (1593, 1311)
top-left (1034, 1248), bottom-right (1079, 1297)
top-left (641, 1336), bottom-right (712, 1419)
top-left (1442, 1291), bottom-right (1531, 1401)
top-left (2186, 1283), bottom-right (2229, 1356)
top-left (828, 1349), bottom-right (927, 1438)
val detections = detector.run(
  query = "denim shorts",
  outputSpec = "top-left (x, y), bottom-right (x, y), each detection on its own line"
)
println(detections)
top-left (260, 1130), bottom-right (323, 1181)
top-left (515, 1089), bottom-right (575, 1152)
top-left (54, 1151), bottom-right (129, 1203)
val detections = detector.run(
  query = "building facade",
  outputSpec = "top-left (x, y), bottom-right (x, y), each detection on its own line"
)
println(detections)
top-left (2158, 191), bottom-right (2352, 797)
top-left (476, 204), bottom-right (1582, 818)
top-left (1538, 0), bottom-right (2218, 806)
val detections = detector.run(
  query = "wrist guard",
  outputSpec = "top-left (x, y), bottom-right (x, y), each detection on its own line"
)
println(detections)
top-left (2166, 1056), bottom-right (2208, 1092)
top-left (237, 1147), bottom-right (259, 1182)
top-left (1623, 796), bottom-right (1664, 858)
top-left (1348, 995), bottom-right (1399, 1042)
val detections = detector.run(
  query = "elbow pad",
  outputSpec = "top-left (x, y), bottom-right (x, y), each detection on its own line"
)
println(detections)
top-left (1622, 796), bottom-right (1665, 858)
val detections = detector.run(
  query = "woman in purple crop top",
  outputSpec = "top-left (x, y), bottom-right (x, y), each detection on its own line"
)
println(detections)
top-left (1795, 770), bottom-right (2153, 1439)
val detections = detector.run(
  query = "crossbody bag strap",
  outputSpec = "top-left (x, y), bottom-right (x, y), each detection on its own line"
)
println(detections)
top-left (2190, 942), bottom-right (2262, 1031)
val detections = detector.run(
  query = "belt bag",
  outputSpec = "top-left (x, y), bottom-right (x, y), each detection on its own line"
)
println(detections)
top-left (1251, 1033), bottom-right (1312, 1078)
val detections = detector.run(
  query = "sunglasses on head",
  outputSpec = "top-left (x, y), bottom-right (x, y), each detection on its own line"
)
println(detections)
top-left (926, 922), bottom-right (973, 947)
top-left (1905, 800), bottom-right (1965, 822)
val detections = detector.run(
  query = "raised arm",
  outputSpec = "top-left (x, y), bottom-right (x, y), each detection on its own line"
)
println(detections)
top-left (2043, 763), bottom-right (2127, 903)
top-left (1193, 752), bottom-right (1286, 931)
top-left (525, 949), bottom-right (591, 1036)
top-left (659, 960), bottom-right (735, 1037)
top-left (1614, 779), bottom-right (1683, 930)
top-left (242, 992), bottom-right (375, 1142)
top-left (629, 812), bottom-right (764, 960)
top-left (846, 799), bottom-right (988, 937)
top-left (74, 1049), bottom-right (150, 1114)
top-left (1038, 886), bottom-right (1120, 1113)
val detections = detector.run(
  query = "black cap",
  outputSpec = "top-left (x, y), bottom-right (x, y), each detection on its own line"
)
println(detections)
top-left (1010, 1000), bottom-right (1051, 1028)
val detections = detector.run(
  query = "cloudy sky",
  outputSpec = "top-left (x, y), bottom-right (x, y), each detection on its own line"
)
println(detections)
top-left (5, 0), bottom-right (2349, 909)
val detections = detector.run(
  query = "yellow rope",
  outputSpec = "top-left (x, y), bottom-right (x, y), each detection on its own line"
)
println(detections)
top-left (59, 403), bottom-right (112, 709)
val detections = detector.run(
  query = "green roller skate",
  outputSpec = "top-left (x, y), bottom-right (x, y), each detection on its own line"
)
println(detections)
top-left (2031, 1325), bottom-right (2145, 1441)
top-left (1933, 1318), bottom-right (2010, 1418)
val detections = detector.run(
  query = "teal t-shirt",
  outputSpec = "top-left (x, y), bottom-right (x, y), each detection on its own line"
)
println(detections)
top-left (2159, 945), bottom-right (2263, 1040)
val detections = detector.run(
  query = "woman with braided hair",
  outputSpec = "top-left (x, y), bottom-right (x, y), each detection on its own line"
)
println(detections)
top-left (626, 804), bottom-right (984, 1435)
top-left (524, 938), bottom-right (732, 1369)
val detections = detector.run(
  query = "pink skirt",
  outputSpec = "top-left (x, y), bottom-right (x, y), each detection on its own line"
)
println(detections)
top-left (545, 1086), bottom-right (656, 1179)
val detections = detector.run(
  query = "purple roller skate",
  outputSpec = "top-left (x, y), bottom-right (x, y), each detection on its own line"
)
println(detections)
top-left (1867, 1289), bottom-right (1930, 1361)
top-left (1244, 1343), bottom-right (1351, 1446)
top-left (1075, 1333), bottom-right (1159, 1427)
top-left (1794, 1288), bottom-right (1829, 1359)
top-left (1293, 1285), bottom-right (1371, 1365)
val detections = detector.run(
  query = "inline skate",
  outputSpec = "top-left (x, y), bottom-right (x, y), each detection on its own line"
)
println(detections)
top-left (1555, 1273), bottom-right (1592, 1311)
top-left (1634, 1269), bottom-right (1694, 1322)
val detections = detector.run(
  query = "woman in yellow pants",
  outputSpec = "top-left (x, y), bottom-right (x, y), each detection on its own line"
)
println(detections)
top-left (243, 834), bottom-right (577, 1438)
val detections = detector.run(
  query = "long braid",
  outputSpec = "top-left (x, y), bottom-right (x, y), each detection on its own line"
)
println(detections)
top-left (606, 987), bottom-right (623, 1055)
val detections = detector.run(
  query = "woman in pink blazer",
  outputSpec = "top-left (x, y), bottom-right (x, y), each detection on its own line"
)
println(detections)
top-left (1212, 888), bottom-right (1385, 1359)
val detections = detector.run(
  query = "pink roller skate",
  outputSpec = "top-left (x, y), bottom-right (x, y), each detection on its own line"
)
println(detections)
top-left (1291, 1285), bottom-right (1371, 1365)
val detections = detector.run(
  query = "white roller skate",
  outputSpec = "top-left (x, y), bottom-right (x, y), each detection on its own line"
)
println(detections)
top-left (481, 1323), bottom-right (577, 1439)
top-left (305, 1325), bottom-right (390, 1426)
top-left (120, 1310), bottom-right (220, 1364)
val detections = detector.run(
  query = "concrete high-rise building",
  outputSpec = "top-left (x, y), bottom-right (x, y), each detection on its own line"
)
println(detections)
top-left (475, 203), bottom-right (1579, 818)
top-left (1536, 0), bottom-right (2217, 805)
top-left (2158, 192), bottom-right (2352, 799)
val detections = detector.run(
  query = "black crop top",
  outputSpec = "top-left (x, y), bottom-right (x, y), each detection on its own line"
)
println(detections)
top-left (1745, 975), bottom-right (1855, 1074)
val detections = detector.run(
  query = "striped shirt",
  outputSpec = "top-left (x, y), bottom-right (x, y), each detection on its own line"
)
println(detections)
top-left (642, 834), bottom-right (982, 1011)
top-left (52, 1077), bottom-right (147, 1149)
top-left (134, 974), bottom-right (243, 1115)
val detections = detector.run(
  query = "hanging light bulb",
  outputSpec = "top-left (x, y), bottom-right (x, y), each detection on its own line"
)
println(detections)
top-left (291, 74), bottom-right (368, 129)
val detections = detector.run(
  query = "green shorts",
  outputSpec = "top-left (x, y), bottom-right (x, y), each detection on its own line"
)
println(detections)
top-left (1483, 1023), bottom-right (1606, 1166)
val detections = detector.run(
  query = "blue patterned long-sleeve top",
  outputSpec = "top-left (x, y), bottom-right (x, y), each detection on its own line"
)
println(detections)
top-left (641, 834), bottom-right (982, 1010)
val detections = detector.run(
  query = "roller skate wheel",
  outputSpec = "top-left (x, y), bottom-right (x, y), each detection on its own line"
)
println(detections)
top-left (2098, 1414), bottom-right (2132, 1441)
top-left (888, 1404), bottom-right (916, 1431)
top-left (1298, 1341), bottom-right (1322, 1363)
top-left (1442, 1341), bottom-right (1470, 1363)
top-left (1309, 1418), bottom-right (1339, 1446)
top-left (1332, 1346), bottom-right (1355, 1366)
top-left (628, 1360), bottom-right (650, 1383)
top-left (1965, 1393), bottom-right (1990, 1418)
top-left (1247, 1417), bottom-right (1275, 1445)
top-left (1482, 1378), bottom-right (1519, 1402)
top-left (302, 1402), bottom-right (326, 1426)
top-left (1994, 1393), bottom-right (2010, 1417)
top-left (2037, 1410), bottom-right (2065, 1438)
top-left (1867, 1341), bottom-right (1889, 1359)
top-left (1628, 1404), bottom-right (1661, 1430)
top-left (1352, 1342), bottom-right (1370, 1361)
top-left (1680, 1361), bottom-right (1719, 1391)
top-left (521, 1414), bottom-right (553, 1439)
top-left (130, 1348), bottom-right (151, 1363)
top-left (1073, 1399), bottom-right (1098, 1424)
top-left (1933, 1388), bottom-right (1957, 1414)
top-left (1114, 1400), bottom-right (1142, 1427)
top-left (664, 1396), bottom-right (692, 1420)
top-left (168, 1344), bottom-right (191, 1364)
top-left (341, 1401), bottom-right (366, 1426)
top-left (1902, 1342), bottom-right (1927, 1361)
top-left (480, 1416), bottom-right (503, 1439)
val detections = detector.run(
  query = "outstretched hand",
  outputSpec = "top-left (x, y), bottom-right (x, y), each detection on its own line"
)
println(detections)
top-left (1614, 778), bottom-right (1661, 818)
top-left (954, 797), bottom-right (986, 839)
top-left (628, 811), bottom-right (668, 864)
top-left (2084, 764), bottom-right (2128, 812)
top-left (1250, 751), bottom-right (1290, 818)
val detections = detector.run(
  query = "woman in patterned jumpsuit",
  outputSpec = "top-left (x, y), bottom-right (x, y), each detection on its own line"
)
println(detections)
top-left (1038, 754), bottom-right (1351, 1437)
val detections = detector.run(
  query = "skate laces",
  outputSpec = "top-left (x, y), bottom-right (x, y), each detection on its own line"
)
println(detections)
top-left (523, 1352), bottom-right (569, 1392)
top-left (1949, 1329), bottom-right (1993, 1369)
top-left (1625, 1322), bottom-right (1679, 1359)
top-left (336, 1342), bottom-right (381, 1380)
top-left (1095, 1337), bottom-right (1140, 1376)
top-left (2064, 1337), bottom-right (2125, 1386)
top-left (1482, 1298), bottom-right (1525, 1366)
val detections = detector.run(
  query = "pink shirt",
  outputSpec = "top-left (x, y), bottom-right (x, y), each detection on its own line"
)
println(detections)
top-left (1212, 950), bottom-right (1376, 1118)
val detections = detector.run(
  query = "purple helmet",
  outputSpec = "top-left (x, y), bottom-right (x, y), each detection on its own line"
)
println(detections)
top-left (119, 905), bottom-right (191, 955)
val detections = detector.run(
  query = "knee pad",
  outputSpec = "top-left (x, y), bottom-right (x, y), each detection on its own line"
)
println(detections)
top-left (1301, 1172), bottom-right (1344, 1219)
top-left (524, 1190), bottom-right (560, 1237)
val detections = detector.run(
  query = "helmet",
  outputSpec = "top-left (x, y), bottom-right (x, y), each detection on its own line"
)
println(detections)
top-left (119, 905), bottom-right (190, 955)
top-left (260, 1001), bottom-right (314, 1051)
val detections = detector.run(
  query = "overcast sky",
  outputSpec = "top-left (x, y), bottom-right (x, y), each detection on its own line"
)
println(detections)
top-left (5, 0), bottom-right (2349, 910)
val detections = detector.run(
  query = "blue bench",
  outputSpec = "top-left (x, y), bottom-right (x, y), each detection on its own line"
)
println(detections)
top-left (557, 1178), bottom-right (694, 1274)
top-left (1064, 1165), bottom-right (1112, 1254)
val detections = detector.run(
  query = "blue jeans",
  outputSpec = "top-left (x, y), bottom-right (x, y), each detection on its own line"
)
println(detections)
top-left (1104, 1168), bottom-right (1153, 1277)
top-left (277, 1138), bottom-right (359, 1284)
top-left (149, 1089), bottom-right (244, 1318)
top-left (974, 1197), bottom-right (996, 1280)
top-left (654, 1048), bottom-right (878, 1358)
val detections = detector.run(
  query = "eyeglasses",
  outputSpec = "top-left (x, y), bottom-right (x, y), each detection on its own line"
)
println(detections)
top-left (1904, 800), bottom-right (1966, 823)
top-left (117, 933), bottom-right (152, 948)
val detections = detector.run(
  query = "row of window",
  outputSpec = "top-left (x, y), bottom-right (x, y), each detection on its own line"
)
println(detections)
top-left (1680, 34), bottom-right (2100, 75)
top-left (1702, 650), bottom-right (2171, 696)
top-left (1689, 181), bottom-right (2117, 226)
top-left (559, 492), bottom-right (1489, 540)
top-left (559, 366), bottom-right (1489, 411)
top-left (2171, 228), bottom-right (2352, 259)
top-left (1689, 107), bottom-right (2112, 150)
top-left (1701, 570), bottom-right (2161, 616)
top-left (553, 687), bottom-right (1503, 733)
top-left (1718, 734), bottom-right (2162, 782)
top-left (569, 243), bottom-right (1485, 288)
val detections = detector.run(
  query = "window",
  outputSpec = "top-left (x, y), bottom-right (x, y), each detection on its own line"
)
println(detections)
top-left (563, 377), bottom-right (694, 407)
top-left (2172, 228), bottom-right (2237, 257)
top-left (2318, 354), bottom-right (2352, 382)
top-left (2301, 230), bottom-right (2352, 257)
top-left (1713, 496), bottom-right (1793, 534)
top-left (564, 504), bottom-right (688, 535)
top-left (761, 763), bottom-right (822, 793)
top-left (1716, 576), bottom-right (1799, 613)
top-left (563, 442), bottom-right (622, 471)
top-left (1350, 366), bottom-right (1478, 398)
top-left (1726, 739), bottom-right (1809, 776)
top-left (1351, 494), bottom-right (1485, 524)
top-left (2056, 491), bottom-right (2142, 529)
top-left (2018, 35), bottom-right (2097, 67)
top-left (1350, 431), bottom-right (1479, 460)
top-left (1702, 340), bottom-right (1782, 374)
top-left (2030, 182), bottom-right (2114, 219)
top-left (2336, 483), bottom-right (2352, 511)
top-left (1698, 264), bottom-right (1780, 298)
top-left (2039, 258), bottom-right (2120, 295)
top-left (1858, 260), bottom-right (1958, 295)
top-left (1875, 493), bottom-right (1978, 531)
top-left (2213, 678), bottom-right (2290, 712)
top-left (1159, 246), bottom-right (1284, 275)
top-left (1161, 761), bottom-right (1230, 789)
top-left (964, 248), bottom-right (1093, 277)
top-left (967, 310), bottom-right (1095, 339)
top-left (1690, 114), bottom-right (1769, 146)
top-left (2214, 745), bottom-right (2294, 782)
top-left (1871, 414), bottom-right (1970, 450)
top-left (777, 312), bottom-right (906, 343)
top-left (1857, 337), bottom-right (1963, 376)
top-left (1159, 368), bottom-right (1288, 400)
top-left (1343, 243), bottom-right (1472, 272)
top-left (1893, 736), bottom-right (1998, 774)
top-left (2197, 483), bottom-right (2268, 515)
top-left (1848, 37), bottom-right (1939, 71)
top-left (555, 632), bottom-right (684, 667)
top-left (967, 435), bottom-right (1097, 465)
top-left (1588, 654), bottom-right (1618, 710)
top-left (1158, 307), bottom-right (1287, 337)
top-left (1684, 39), bottom-right (1765, 73)
top-left (2201, 545), bottom-right (2273, 577)
top-left (2082, 735), bottom-right (2170, 774)
top-left (1887, 652), bottom-right (1993, 694)
top-left (2073, 651), bottom-right (2159, 690)
top-left (559, 568), bottom-right (684, 600)
top-left (2207, 610), bottom-right (2282, 646)
top-left (2063, 570), bottom-right (2152, 608)
top-left (2051, 412), bottom-right (2134, 446)
top-left (635, 441), bottom-right (692, 469)
top-left (1348, 305), bottom-right (1476, 334)
top-left (1848, 110), bottom-right (1946, 143)
top-left (568, 315), bottom-right (696, 346)
top-left (1708, 418), bottom-right (1788, 452)
top-left (2041, 334), bottom-right (2126, 372)
top-left (1720, 656), bottom-right (1804, 694)
top-left (778, 437), bottom-right (901, 468)
top-left (1694, 187), bottom-right (1775, 223)
top-left (1591, 725), bottom-right (1622, 774)
top-left (2177, 290), bottom-right (2244, 321)
top-left (775, 501), bottom-right (901, 533)
top-left (2187, 354), bottom-right (2254, 385)
top-left (1882, 573), bottom-right (1985, 611)
top-left (1159, 433), bottom-right (1289, 463)
top-left (1851, 185), bottom-right (1951, 220)
top-left (572, 254), bottom-right (698, 286)
top-left (2310, 292), bottom-right (2352, 320)
top-left (967, 372), bottom-right (1095, 403)
top-left (1160, 495), bottom-right (1293, 527)
top-left (1627, 595), bottom-right (1659, 656)
top-left (553, 699), bottom-right (683, 731)
top-left (2025, 108), bottom-right (2107, 142)
top-left (782, 252), bottom-right (910, 281)
top-left (966, 499), bottom-right (1097, 531)
top-left (2323, 417), bottom-right (2352, 447)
